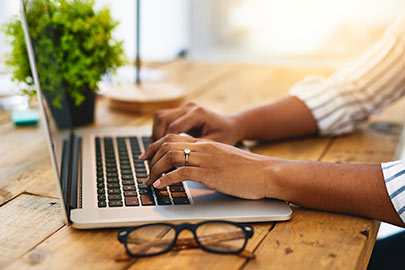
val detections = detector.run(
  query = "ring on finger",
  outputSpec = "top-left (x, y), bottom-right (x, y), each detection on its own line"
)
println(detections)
top-left (184, 148), bottom-right (191, 166)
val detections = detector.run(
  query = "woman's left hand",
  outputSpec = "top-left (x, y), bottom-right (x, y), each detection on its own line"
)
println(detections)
top-left (139, 134), bottom-right (271, 200)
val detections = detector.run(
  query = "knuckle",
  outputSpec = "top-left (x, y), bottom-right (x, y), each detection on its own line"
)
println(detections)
top-left (166, 133), bottom-right (177, 141)
top-left (167, 123), bottom-right (178, 133)
top-left (166, 150), bottom-right (177, 163)
top-left (186, 102), bottom-right (196, 107)
top-left (161, 142), bottom-right (171, 151)
top-left (154, 110), bottom-right (167, 121)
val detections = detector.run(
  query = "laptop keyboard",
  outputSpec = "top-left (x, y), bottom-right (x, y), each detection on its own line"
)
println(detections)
top-left (95, 136), bottom-right (190, 208)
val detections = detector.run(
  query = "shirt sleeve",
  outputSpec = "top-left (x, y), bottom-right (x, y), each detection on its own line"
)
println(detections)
top-left (289, 13), bottom-right (405, 136)
top-left (382, 160), bottom-right (405, 223)
top-left (289, 15), bottom-right (405, 224)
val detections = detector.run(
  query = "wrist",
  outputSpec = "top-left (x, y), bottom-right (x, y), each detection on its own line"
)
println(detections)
top-left (262, 157), bottom-right (289, 200)
top-left (229, 113), bottom-right (249, 141)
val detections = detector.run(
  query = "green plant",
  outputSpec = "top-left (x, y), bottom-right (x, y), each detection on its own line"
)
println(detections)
top-left (3, 0), bottom-right (125, 107)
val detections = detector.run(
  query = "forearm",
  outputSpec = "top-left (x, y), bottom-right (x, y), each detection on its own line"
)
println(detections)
top-left (266, 158), bottom-right (405, 227)
top-left (231, 96), bottom-right (318, 141)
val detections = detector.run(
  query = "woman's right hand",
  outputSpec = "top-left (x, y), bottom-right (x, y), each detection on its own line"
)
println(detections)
top-left (151, 102), bottom-right (243, 145)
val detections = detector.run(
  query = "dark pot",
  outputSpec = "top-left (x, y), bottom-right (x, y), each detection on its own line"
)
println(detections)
top-left (44, 88), bottom-right (96, 129)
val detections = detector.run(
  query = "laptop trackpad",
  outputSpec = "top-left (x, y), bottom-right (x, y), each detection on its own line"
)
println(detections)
top-left (185, 180), bottom-right (240, 205)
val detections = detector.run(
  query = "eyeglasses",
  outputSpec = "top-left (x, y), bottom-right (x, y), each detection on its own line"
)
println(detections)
top-left (117, 221), bottom-right (254, 259)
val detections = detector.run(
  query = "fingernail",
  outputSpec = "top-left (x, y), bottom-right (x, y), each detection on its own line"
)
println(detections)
top-left (153, 180), bottom-right (161, 188)
top-left (139, 153), bottom-right (145, 160)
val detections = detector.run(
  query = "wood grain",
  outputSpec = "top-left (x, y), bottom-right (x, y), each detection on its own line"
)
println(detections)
top-left (4, 226), bottom-right (131, 270)
top-left (0, 194), bottom-right (64, 268)
top-left (244, 208), bottom-right (379, 270)
top-left (0, 123), bottom-right (51, 205)
top-left (1, 61), bottom-right (400, 270)
top-left (192, 65), bottom-right (333, 114)
top-left (321, 127), bottom-right (401, 164)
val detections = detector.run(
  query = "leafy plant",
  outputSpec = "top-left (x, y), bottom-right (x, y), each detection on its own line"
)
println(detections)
top-left (3, 0), bottom-right (125, 107)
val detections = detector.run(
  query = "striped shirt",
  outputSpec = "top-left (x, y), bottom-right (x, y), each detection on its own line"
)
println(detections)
top-left (289, 13), bottom-right (405, 223)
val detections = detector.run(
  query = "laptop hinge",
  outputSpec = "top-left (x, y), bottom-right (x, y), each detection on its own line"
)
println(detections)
top-left (60, 131), bottom-right (81, 224)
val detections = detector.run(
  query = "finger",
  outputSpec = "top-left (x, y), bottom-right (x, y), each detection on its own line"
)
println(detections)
top-left (152, 103), bottom-right (196, 142)
top-left (166, 109), bottom-right (204, 135)
top-left (152, 108), bottom-right (182, 142)
top-left (150, 142), bottom-right (195, 169)
top-left (152, 166), bottom-right (206, 188)
top-left (146, 150), bottom-right (202, 185)
top-left (140, 134), bottom-right (195, 160)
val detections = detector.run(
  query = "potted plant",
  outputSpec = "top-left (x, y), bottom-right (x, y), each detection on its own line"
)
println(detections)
top-left (3, 0), bottom-right (124, 128)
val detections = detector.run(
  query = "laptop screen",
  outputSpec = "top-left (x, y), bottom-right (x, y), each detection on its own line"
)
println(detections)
top-left (20, 0), bottom-right (77, 221)
top-left (20, 0), bottom-right (79, 174)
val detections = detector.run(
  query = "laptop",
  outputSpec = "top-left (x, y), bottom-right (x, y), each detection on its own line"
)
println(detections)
top-left (20, 0), bottom-right (292, 229)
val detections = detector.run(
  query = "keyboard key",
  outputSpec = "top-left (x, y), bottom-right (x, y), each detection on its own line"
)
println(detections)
top-left (97, 177), bottom-right (104, 183)
top-left (98, 201), bottom-right (107, 208)
top-left (134, 159), bottom-right (145, 164)
top-left (137, 178), bottom-right (147, 184)
top-left (98, 194), bottom-right (106, 200)
top-left (137, 184), bottom-right (151, 190)
top-left (122, 175), bottom-right (134, 180)
top-left (173, 197), bottom-right (190, 205)
top-left (171, 192), bottom-right (187, 198)
top-left (106, 168), bottom-right (117, 173)
top-left (170, 186), bottom-right (185, 192)
top-left (107, 173), bottom-right (118, 178)
top-left (120, 165), bottom-right (131, 170)
top-left (108, 194), bottom-right (122, 200)
top-left (97, 183), bottom-right (105, 189)
top-left (106, 163), bottom-right (117, 168)
top-left (108, 189), bottom-right (121, 194)
top-left (135, 168), bottom-right (147, 173)
top-left (156, 190), bottom-right (169, 197)
top-left (139, 188), bottom-right (152, 195)
top-left (107, 178), bottom-right (119, 183)
top-left (140, 195), bottom-right (155, 206)
top-left (124, 191), bottom-right (138, 197)
top-left (125, 197), bottom-right (139, 206)
top-left (134, 163), bottom-right (145, 169)
top-left (153, 187), bottom-right (167, 192)
top-left (109, 200), bottom-right (123, 207)
top-left (107, 183), bottom-right (120, 189)
top-left (97, 188), bottom-right (105, 194)
top-left (122, 180), bottom-right (135, 185)
top-left (157, 197), bottom-right (172, 205)
top-left (119, 158), bottom-right (130, 163)
top-left (136, 173), bottom-right (148, 178)
top-left (121, 170), bottom-right (133, 175)
top-left (123, 185), bottom-right (137, 191)
top-left (97, 172), bottom-right (104, 178)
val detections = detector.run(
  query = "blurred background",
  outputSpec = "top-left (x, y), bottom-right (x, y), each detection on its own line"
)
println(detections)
top-left (1, 0), bottom-right (404, 237)
top-left (2, 0), bottom-right (405, 69)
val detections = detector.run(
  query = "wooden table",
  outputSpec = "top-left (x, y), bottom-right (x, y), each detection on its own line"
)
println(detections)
top-left (1, 61), bottom-right (404, 270)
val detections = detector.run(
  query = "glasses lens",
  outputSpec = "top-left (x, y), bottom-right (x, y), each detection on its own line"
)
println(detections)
top-left (195, 222), bottom-right (246, 253)
top-left (126, 224), bottom-right (176, 256)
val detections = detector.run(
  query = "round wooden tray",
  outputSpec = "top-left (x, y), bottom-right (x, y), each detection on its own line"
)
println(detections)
top-left (104, 82), bottom-right (186, 114)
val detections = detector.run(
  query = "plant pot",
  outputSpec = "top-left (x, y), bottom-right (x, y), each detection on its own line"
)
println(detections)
top-left (44, 89), bottom-right (96, 129)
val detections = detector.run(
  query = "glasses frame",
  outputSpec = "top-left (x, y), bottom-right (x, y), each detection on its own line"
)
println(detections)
top-left (118, 220), bottom-right (254, 258)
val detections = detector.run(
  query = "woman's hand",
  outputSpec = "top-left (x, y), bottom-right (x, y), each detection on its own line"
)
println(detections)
top-left (139, 134), bottom-right (272, 200)
top-left (151, 102), bottom-right (243, 145)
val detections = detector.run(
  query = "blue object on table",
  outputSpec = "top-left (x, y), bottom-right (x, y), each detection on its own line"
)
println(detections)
top-left (11, 109), bottom-right (39, 126)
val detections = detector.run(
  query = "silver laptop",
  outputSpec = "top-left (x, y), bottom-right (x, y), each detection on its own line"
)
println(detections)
top-left (20, 0), bottom-right (292, 229)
